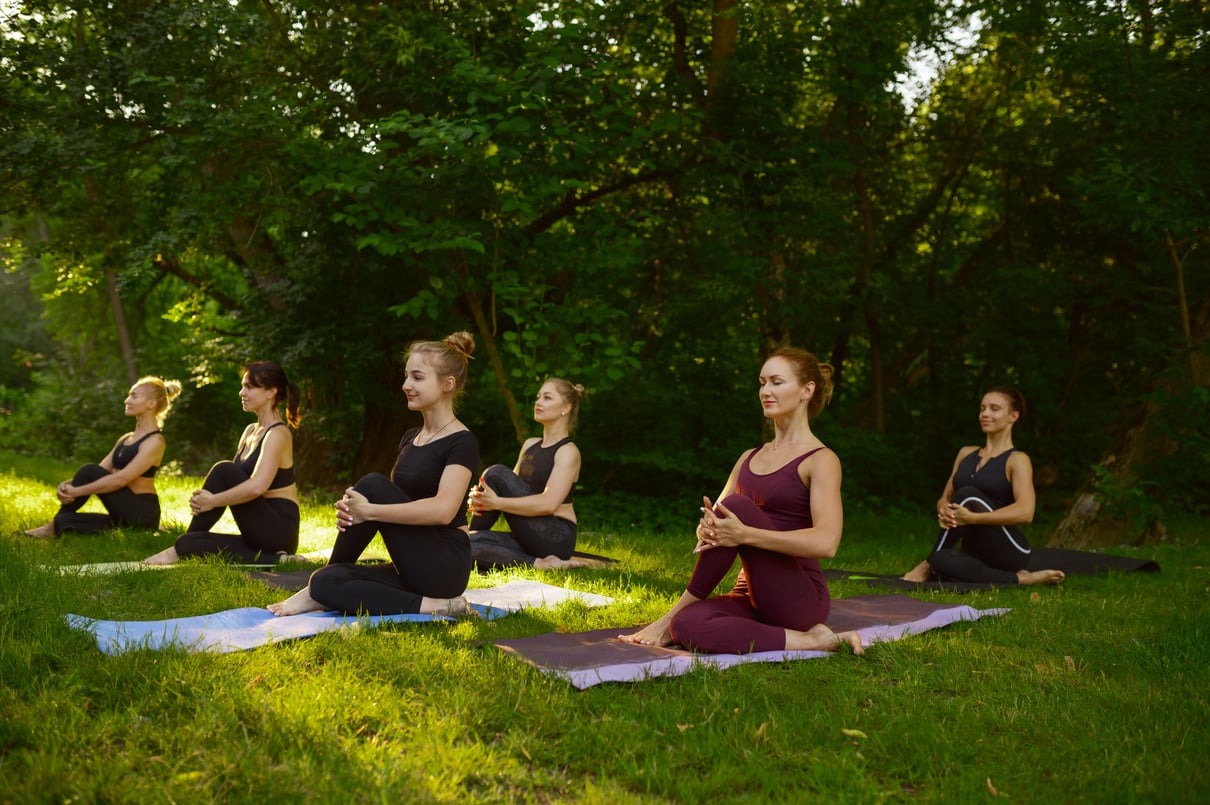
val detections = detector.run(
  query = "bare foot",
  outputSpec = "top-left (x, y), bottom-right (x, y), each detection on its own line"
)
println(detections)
top-left (24, 523), bottom-right (55, 539)
top-left (142, 547), bottom-right (179, 566)
top-left (902, 560), bottom-right (932, 583)
top-left (267, 588), bottom-right (327, 617)
top-left (1017, 569), bottom-right (1065, 585)
top-left (786, 623), bottom-right (865, 655)
top-left (419, 595), bottom-right (477, 618)
top-left (619, 617), bottom-right (676, 648)
top-left (534, 554), bottom-right (611, 570)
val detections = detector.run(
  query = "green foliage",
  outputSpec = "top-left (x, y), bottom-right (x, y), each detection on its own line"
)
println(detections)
top-left (2, 0), bottom-right (1208, 511)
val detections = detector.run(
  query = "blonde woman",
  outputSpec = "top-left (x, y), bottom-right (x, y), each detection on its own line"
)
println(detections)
top-left (468, 377), bottom-right (589, 570)
top-left (25, 376), bottom-right (181, 538)
top-left (270, 332), bottom-right (479, 617)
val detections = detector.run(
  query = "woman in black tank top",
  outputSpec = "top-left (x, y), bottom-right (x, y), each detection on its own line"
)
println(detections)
top-left (24, 376), bottom-right (180, 538)
top-left (143, 361), bottom-right (301, 565)
top-left (467, 377), bottom-right (594, 570)
top-left (902, 387), bottom-right (1065, 586)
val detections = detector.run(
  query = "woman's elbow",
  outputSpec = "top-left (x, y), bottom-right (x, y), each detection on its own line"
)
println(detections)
top-left (815, 535), bottom-right (842, 559)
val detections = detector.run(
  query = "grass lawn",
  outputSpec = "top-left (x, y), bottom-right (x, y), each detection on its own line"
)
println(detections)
top-left (1, 451), bottom-right (1206, 803)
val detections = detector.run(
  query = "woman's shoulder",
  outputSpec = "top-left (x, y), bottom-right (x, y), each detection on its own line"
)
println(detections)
top-left (1006, 448), bottom-right (1032, 467)
top-left (800, 444), bottom-right (840, 470)
top-left (956, 445), bottom-right (981, 461)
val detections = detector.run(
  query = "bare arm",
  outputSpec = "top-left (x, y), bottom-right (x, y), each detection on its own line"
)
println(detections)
top-left (474, 442), bottom-right (581, 517)
top-left (60, 434), bottom-right (165, 499)
top-left (348, 463), bottom-right (474, 527)
top-left (193, 427), bottom-right (292, 512)
top-left (948, 451), bottom-right (1036, 527)
top-left (699, 449), bottom-right (844, 559)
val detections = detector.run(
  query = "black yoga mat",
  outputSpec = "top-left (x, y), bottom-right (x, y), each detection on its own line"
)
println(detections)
top-left (825, 547), bottom-right (1159, 593)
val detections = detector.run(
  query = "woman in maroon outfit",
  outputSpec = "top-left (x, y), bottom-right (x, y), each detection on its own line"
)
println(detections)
top-left (621, 347), bottom-right (862, 655)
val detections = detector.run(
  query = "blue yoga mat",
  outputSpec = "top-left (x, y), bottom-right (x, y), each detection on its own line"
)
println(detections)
top-left (66, 604), bottom-right (504, 655)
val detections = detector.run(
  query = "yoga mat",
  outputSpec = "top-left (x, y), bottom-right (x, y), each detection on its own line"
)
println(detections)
top-left (54, 562), bottom-right (176, 576)
top-left (570, 549), bottom-right (618, 565)
top-left (494, 594), bottom-right (1010, 689)
top-left (51, 549), bottom-right (336, 577)
top-left (66, 606), bottom-right (502, 655)
top-left (462, 580), bottom-right (614, 611)
top-left (825, 547), bottom-right (1160, 593)
top-left (66, 581), bottom-right (613, 655)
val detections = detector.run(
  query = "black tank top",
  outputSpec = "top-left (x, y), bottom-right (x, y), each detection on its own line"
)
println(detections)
top-left (235, 422), bottom-right (295, 489)
top-left (517, 437), bottom-right (575, 504)
top-left (952, 448), bottom-right (1016, 509)
top-left (113, 431), bottom-right (162, 478)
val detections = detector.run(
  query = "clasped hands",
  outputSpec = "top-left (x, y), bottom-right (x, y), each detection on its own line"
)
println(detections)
top-left (937, 502), bottom-right (974, 529)
top-left (335, 488), bottom-right (369, 531)
top-left (189, 489), bottom-right (215, 515)
top-left (56, 482), bottom-right (77, 505)
top-left (694, 496), bottom-right (745, 553)
top-left (465, 480), bottom-right (499, 516)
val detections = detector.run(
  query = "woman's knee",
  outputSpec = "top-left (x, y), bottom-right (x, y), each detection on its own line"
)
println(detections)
top-left (353, 473), bottom-right (408, 502)
top-left (203, 461), bottom-right (247, 490)
top-left (72, 464), bottom-right (110, 485)
top-left (951, 487), bottom-right (994, 513)
top-left (481, 465), bottom-right (528, 496)
top-left (717, 494), bottom-right (770, 528)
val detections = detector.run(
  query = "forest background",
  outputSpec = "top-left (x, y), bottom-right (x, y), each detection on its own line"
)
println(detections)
top-left (1, 0), bottom-right (1207, 546)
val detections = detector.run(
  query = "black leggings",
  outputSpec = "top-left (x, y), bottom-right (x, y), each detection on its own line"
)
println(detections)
top-left (468, 464), bottom-right (577, 568)
top-left (174, 461), bottom-right (299, 562)
top-left (53, 464), bottom-right (160, 534)
top-left (928, 485), bottom-right (1031, 585)
top-left (306, 473), bottom-right (471, 615)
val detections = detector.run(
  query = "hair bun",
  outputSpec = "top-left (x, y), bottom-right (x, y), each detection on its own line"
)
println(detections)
top-left (444, 331), bottom-right (476, 359)
top-left (163, 379), bottom-right (183, 401)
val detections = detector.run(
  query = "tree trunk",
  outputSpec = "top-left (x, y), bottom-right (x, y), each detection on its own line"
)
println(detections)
top-left (106, 262), bottom-right (138, 385)
top-left (1049, 274), bottom-right (1210, 549)
top-left (455, 263), bottom-right (526, 444)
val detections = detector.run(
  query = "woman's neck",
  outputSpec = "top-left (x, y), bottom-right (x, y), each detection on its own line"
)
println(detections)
top-left (420, 404), bottom-right (457, 431)
top-left (255, 406), bottom-right (283, 429)
top-left (131, 412), bottom-right (159, 435)
top-left (541, 420), bottom-right (570, 445)
top-left (768, 417), bottom-right (814, 449)
top-left (984, 431), bottom-right (1014, 454)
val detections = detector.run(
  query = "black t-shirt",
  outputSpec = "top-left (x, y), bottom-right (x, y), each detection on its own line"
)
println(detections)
top-left (392, 428), bottom-right (480, 527)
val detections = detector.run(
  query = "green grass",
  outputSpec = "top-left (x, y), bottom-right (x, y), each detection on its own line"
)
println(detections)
top-left (1, 451), bottom-right (1207, 803)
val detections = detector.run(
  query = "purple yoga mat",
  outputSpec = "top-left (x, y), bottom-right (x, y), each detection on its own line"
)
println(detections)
top-left (494, 594), bottom-right (1010, 689)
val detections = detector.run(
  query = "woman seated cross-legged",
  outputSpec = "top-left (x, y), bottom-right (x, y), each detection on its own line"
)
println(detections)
top-left (620, 347), bottom-right (863, 656)
top-left (25, 376), bottom-right (180, 539)
top-left (143, 361), bottom-right (300, 565)
top-left (468, 377), bottom-right (600, 571)
top-left (902, 386), bottom-right (1064, 586)
top-left (268, 332), bottom-right (480, 618)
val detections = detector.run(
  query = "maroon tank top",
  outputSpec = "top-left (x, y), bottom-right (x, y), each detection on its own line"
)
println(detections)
top-left (734, 446), bottom-right (826, 531)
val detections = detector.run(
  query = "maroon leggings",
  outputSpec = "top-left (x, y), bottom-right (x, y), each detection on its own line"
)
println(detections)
top-left (668, 494), bottom-right (830, 654)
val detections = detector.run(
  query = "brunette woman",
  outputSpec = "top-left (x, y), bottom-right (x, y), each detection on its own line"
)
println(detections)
top-left (621, 348), bottom-right (862, 655)
top-left (143, 362), bottom-right (300, 564)
top-left (902, 387), bottom-right (1064, 586)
